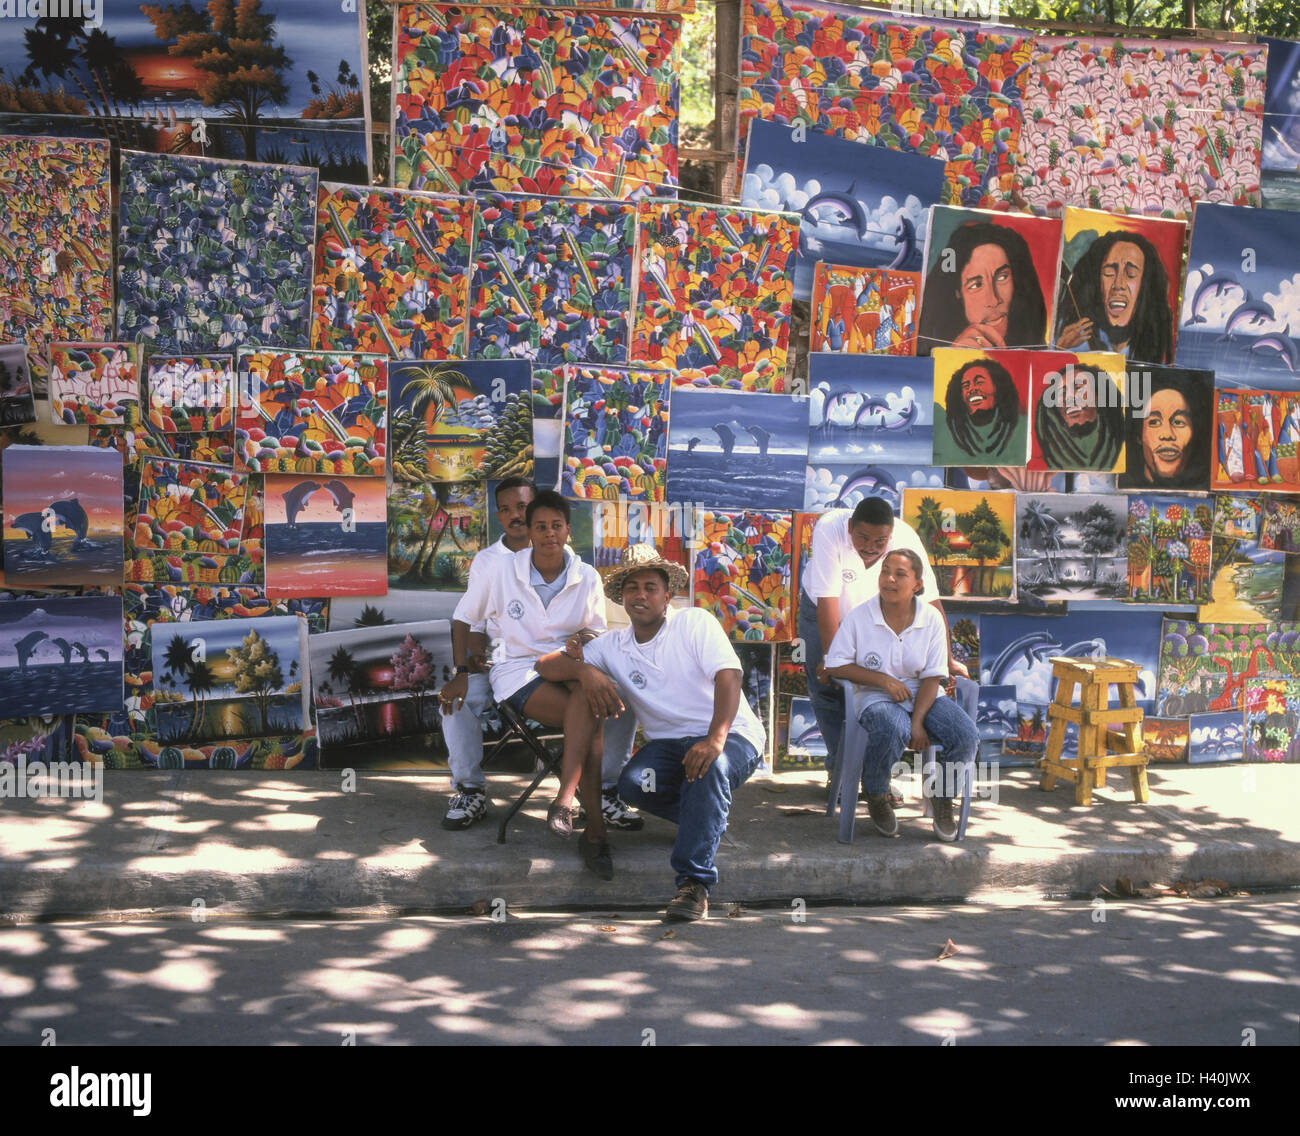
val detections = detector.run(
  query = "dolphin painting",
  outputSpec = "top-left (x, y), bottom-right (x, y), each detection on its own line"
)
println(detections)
top-left (712, 423), bottom-right (737, 456)
top-left (746, 425), bottom-right (773, 456)
top-left (47, 498), bottom-right (89, 547)
top-left (1185, 272), bottom-right (1246, 326)
top-left (1218, 300), bottom-right (1276, 342)
top-left (1249, 333), bottom-right (1299, 372)
top-left (15, 630), bottom-right (48, 675)
top-left (282, 480), bottom-right (323, 527)
top-left (10, 512), bottom-right (51, 555)
top-left (888, 215), bottom-right (917, 269)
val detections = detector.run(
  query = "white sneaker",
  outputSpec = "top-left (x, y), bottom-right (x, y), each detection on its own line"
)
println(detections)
top-left (442, 787), bottom-right (488, 831)
top-left (601, 787), bottom-right (644, 831)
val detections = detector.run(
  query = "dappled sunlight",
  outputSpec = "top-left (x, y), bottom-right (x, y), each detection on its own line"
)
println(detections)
top-left (103, 959), bottom-right (218, 993)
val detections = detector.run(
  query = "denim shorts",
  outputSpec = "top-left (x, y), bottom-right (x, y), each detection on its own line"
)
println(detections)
top-left (503, 673), bottom-right (548, 716)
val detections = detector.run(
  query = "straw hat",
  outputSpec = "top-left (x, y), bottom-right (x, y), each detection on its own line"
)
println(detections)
top-left (604, 543), bottom-right (690, 603)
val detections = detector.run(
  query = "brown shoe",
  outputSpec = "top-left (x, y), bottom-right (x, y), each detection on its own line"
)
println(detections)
top-left (865, 793), bottom-right (898, 837)
top-left (666, 879), bottom-right (708, 921)
top-left (546, 801), bottom-right (574, 838)
top-left (931, 797), bottom-right (958, 842)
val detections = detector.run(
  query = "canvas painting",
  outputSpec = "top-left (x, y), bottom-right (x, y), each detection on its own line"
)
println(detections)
top-left (0, 344), bottom-right (36, 426)
top-left (948, 614), bottom-right (980, 678)
top-left (1258, 495), bottom-right (1300, 553)
top-left (901, 488), bottom-right (1016, 600)
top-left (133, 458), bottom-right (247, 558)
top-left (740, 118), bottom-right (942, 301)
top-left (1200, 538), bottom-right (1287, 624)
top-left (1026, 351), bottom-right (1128, 473)
top-left (389, 359), bottom-right (532, 484)
top-left (387, 480), bottom-right (487, 593)
top-left (804, 353), bottom-right (939, 512)
top-left (931, 348), bottom-right (1031, 467)
top-left (1215, 493), bottom-right (1262, 540)
top-left (780, 695), bottom-right (827, 771)
top-left (0, 136), bottom-right (114, 378)
top-left (117, 151), bottom-right (318, 353)
top-left (263, 474), bottom-right (387, 598)
top-left (562, 366), bottom-right (670, 502)
top-left (1140, 717), bottom-right (1190, 764)
top-left (1125, 494), bottom-right (1214, 606)
top-left (310, 620), bottom-right (456, 750)
top-left (1118, 366), bottom-right (1215, 492)
top-left (592, 501), bottom-right (689, 582)
top-left (48, 342), bottom-right (142, 426)
top-left (1262, 37), bottom-right (1300, 211)
top-left (392, 4), bottom-right (680, 200)
top-left (468, 194), bottom-right (635, 367)
top-left (917, 206), bottom-right (1062, 356)
top-left (692, 509), bottom-right (791, 642)
top-left (0, 595), bottom-right (124, 718)
top-left (146, 354), bottom-right (233, 433)
top-left (630, 199), bottom-right (796, 392)
top-left (311, 183), bottom-right (475, 359)
top-left (1156, 619), bottom-right (1300, 717)
top-left (1004, 701), bottom-right (1048, 760)
top-left (666, 391), bottom-right (808, 512)
top-left (328, 589), bottom-right (461, 631)
top-left (1188, 711), bottom-right (1245, 765)
top-left (1177, 203), bottom-right (1300, 392)
top-left (1015, 493), bottom-right (1128, 603)
top-left (976, 683), bottom-right (1018, 743)
top-left (1243, 679), bottom-right (1300, 762)
top-left (236, 349), bottom-right (387, 477)
top-left (1212, 389), bottom-right (1300, 493)
top-left (736, 1), bottom-right (1031, 208)
top-left (2, 446), bottom-right (123, 587)
top-left (151, 615), bottom-right (309, 744)
top-left (1015, 38), bottom-right (1266, 217)
top-left (810, 264), bottom-right (921, 356)
top-left (736, 642), bottom-right (775, 766)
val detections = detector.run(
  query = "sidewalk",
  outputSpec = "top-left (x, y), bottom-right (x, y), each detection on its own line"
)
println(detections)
top-left (0, 763), bottom-right (1296, 918)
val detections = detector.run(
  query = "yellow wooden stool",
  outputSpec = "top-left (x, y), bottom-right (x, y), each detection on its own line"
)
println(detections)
top-left (1040, 656), bottom-right (1149, 806)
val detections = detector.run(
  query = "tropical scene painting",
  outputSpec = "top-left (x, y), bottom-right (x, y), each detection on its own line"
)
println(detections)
top-left (263, 474), bottom-right (387, 598)
top-left (1140, 717), bottom-right (1189, 764)
top-left (1155, 619), bottom-right (1300, 717)
top-left (2, 445), bottom-right (123, 587)
top-left (1200, 537), bottom-right (1287, 624)
top-left (1125, 495), bottom-right (1214, 606)
top-left (1003, 702), bottom-right (1048, 759)
top-left (0, 594), bottom-right (123, 717)
top-left (562, 365), bottom-right (670, 502)
top-left (1243, 679), bottom-right (1300, 762)
top-left (809, 264), bottom-right (920, 356)
top-left (0, 344), bottom-right (36, 426)
top-left (387, 480), bottom-right (486, 592)
top-left (1015, 493), bottom-right (1128, 603)
top-left (151, 614), bottom-right (308, 744)
top-left (309, 620), bottom-right (456, 750)
top-left (902, 488), bottom-right (1016, 600)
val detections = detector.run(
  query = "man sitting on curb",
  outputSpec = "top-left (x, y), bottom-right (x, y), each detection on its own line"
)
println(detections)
top-left (537, 545), bottom-right (765, 921)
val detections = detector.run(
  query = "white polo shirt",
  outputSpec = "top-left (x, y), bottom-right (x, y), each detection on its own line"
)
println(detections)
top-left (801, 510), bottom-right (938, 614)
top-left (824, 594), bottom-right (948, 719)
top-left (453, 536), bottom-right (517, 635)
top-left (581, 608), bottom-right (766, 756)
top-left (456, 545), bottom-right (607, 701)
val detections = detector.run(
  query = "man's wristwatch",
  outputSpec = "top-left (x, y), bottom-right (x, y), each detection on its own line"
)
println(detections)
top-left (455, 665), bottom-right (469, 675)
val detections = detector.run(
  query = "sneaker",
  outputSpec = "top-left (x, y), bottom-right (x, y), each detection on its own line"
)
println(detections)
top-left (441, 787), bottom-right (488, 831)
top-left (865, 793), bottom-right (899, 837)
top-left (546, 801), bottom-right (575, 838)
top-left (578, 833), bottom-right (614, 880)
top-left (665, 879), bottom-right (708, 922)
top-left (931, 797), bottom-right (959, 842)
top-left (601, 787), bottom-right (644, 831)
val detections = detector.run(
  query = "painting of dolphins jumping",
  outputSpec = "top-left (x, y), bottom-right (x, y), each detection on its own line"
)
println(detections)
top-left (0, 596), bottom-right (123, 717)
top-left (264, 474), bottom-right (388, 597)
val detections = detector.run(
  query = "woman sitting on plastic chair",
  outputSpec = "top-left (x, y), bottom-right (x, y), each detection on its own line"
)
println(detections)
top-left (822, 549), bottom-right (979, 841)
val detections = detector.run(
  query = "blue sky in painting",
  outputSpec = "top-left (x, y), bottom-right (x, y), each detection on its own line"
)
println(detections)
top-left (150, 615), bottom-right (302, 700)
top-left (0, 595), bottom-right (121, 666)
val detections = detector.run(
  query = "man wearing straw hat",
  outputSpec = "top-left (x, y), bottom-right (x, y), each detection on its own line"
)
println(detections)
top-left (537, 544), bottom-right (765, 921)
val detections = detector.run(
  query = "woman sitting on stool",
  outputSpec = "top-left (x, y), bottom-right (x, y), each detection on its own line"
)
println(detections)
top-left (822, 549), bottom-right (979, 841)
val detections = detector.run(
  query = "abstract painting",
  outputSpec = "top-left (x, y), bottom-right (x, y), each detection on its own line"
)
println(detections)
top-left (311, 183), bottom-right (475, 359)
top-left (392, 4), bottom-right (681, 200)
top-left (737, 1), bottom-right (1031, 208)
top-left (1259, 494), bottom-right (1300, 553)
top-left (809, 264), bottom-right (920, 356)
top-left (931, 348), bottom-right (1030, 467)
top-left (1026, 350), bottom-right (1127, 473)
top-left (1015, 492), bottom-right (1128, 603)
top-left (1156, 619), bottom-right (1300, 717)
top-left (0, 343), bottom-right (35, 426)
top-left (740, 118), bottom-right (942, 301)
top-left (1243, 679), bottom-right (1300, 762)
top-left (1119, 366), bottom-right (1215, 492)
top-left (389, 359), bottom-right (532, 484)
top-left (666, 391), bottom-right (808, 512)
top-left (387, 480), bottom-right (487, 592)
top-left (1139, 716), bottom-right (1189, 764)
top-left (1125, 495), bottom-right (1214, 606)
top-left (1212, 389), bottom-right (1300, 493)
top-left (1188, 711), bottom-right (1245, 765)
top-left (236, 349), bottom-right (387, 477)
top-left (901, 487), bottom-right (1016, 600)
top-left (48, 342), bottom-right (142, 426)
top-left (562, 365), bottom-right (670, 502)
top-left (468, 193), bottom-right (635, 367)
top-left (146, 354), bottom-right (234, 433)
top-left (133, 459), bottom-right (248, 558)
top-left (0, 595), bottom-right (123, 718)
top-left (117, 151), bottom-right (318, 353)
top-left (692, 509), bottom-right (791, 642)
top-left (263, 474), bottom-right (387, 598)
top-left (2, 446), bottom-right (123, 588)
top-left (630, 198), bottom-right (796, 391)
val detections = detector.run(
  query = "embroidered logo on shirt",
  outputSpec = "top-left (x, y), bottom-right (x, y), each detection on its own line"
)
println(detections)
top-left (629, 671), bottom-right (647, 689)
top-left (864, 652), bottom-right (882, 669)
top-left (507, 600), bottom-right (524, 620)
top-left (842, 569), bottom-right (857, 582)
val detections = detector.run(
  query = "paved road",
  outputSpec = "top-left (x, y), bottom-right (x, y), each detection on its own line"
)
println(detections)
top-left (1, 898), bottom-right (1295, 1046)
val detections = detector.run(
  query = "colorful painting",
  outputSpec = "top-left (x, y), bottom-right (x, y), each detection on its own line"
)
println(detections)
top-left (48, 342), bottom-right (142, 426)
top-left (236, 349), bottom-right (387, 477)
top-left (387, 480), bottom-right (487, 592)
top-left (310, 621), bottom-right (456, 750)
top-left (630, 199), bottom-right (796, 391)
top-left (0, 136), bottom-right (114, 378)
top-left (1243, 679), bottom-right (1300, 762)
top-left (0, 595), bottom-right (123, 718)
top-left (948, 613), bottom-right (979, 677)
top-left (1119, 366), bottom-right (1215, 492)
top-left (1262, 37), bottom-right (1300, 211)
top-left (931, 348), bottom-right (1030, 467)
top-left (1054, 208), bottom-right (1185, 366)
top-left (1258, 495), bottom-right (1300, 553)
top-left (1140, 716), bottom-right (1189, 764)
top-left (117, 151), bottom-right (318, 353)
top-left (804, 353), bottom-right (940, 511)
top-left (328, 589), bottom-right (459, 630)
top-left (976, 683), bottom-right (1018, 743)
top-left (901, 487), bottom-right (1016, 600)
top-left (1026, 351), bottom-right (1127, 473)
top-left (468, 193), bottom-right (635, 366)
top-left (0, 344), bottom-right (35, 426)
top-left (1177, 204), bottom-right (1300, 392)
top-left (918, 206), bottom-right (1061, 355)
top-left (1003, 701), bottom-right (1048, 760)
top-left (2, 446), bottom-right (123, 587)
top-left (1215, 493), bottom-right (1262, 540)
top-left (392, 4), bottom-right (680, 200)
top-left (1156, 618), bottom-right (1300, 717)
top-left (389, 359), bottom-right (532, 485)
top-left (1188, 711), bottom-right (1245, 765)
top-left (133, 458), bottom-right (247, 557)
top-left (778, 695), bottom-right (827, 772)
top-left (263, 474), bottom-right (387, 598)
top-left (1014, 37), bottom-right (1266, 217)
top-left (151, 615), bottom-right (309, 744)
top-left (736, 642), bottom-right (775, 767)
top-left (145, 354), bottom-right (233, 433)
top-left (1200, 538), bottom-right (1287, 624)
top-left (691, 509), bottom-right (791, 642)
top-left (1016, 493), bottom-right (1128, 603)
top-left (740, 118), bottom-right (942, 301)
top-left (666, 391), bottom-right (808, 512)
top-left (311, 183), bottom-right (474, 359)
top-left (591, 501), bottom-right (688, 580)
top-left (737, 1), bottom-right (1031, 208)
top-left (809, 264), bottom-right (920, 356)
top-left (1125, 495), bottom-right (1214, 606)
top-left (562, 365), bottom-right (669, 502)
top-left (1212, 388), bottom-right (1300, 494)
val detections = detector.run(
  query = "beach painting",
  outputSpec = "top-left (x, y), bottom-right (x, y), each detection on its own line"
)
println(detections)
top-left (1140, 717), bottom-right (1190, 764)
top-left (902, 488), bottom-right (1016, 600)
top-left (1015, 493), bottom-right (1129, 603)
top-left (0, 595), bottom-right (123, 718)
top-left (666, 391), bottom-right (807, 512)
top-left (263, 474), bottom-right (387, 598)
top-left (1200, 539), bottom-right (1287, 624)
top-left (809, 264), bottom-right (921, 356)
top-left (0, 344), bottom-right (36, 426)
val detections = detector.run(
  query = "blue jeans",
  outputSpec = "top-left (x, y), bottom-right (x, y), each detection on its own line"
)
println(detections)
top-left (618, 734), bottom-right (760, 890)
top-left (856, 697), bottom-right (978, 797)
top-left (797, 589), bottom-right (844, 772)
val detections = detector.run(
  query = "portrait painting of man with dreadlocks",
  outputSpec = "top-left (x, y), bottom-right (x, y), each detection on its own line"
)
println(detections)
top-left (1027, 351), bottom-right (1129, 473)
top-left (931, 350), bottom-right (1028, 467)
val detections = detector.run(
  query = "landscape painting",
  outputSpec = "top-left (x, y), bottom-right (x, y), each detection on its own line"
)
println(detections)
top-left (1200, 538), bottom-right (1287, 624)
top-left (387, 481), bottom-right (486, 592)
top-left (1140, 717), bottom-right (1190, 764)
top-left (0, 344), bottom-right (36, 426)
top-left (48, 342), bottom-right (142, 425)
top-left (0, 595), bottom-right (124, 718)
top-left (810, 264), bottom-right (920, 356)
top-left (2, 445), bottom-right (124, 587)
top-left (1262, 36), bottom-right (1300, 211)
top-left (146, 354), bottom-right (233, 432)
top-left (1125, 495), bottom-right (1214, 606)
top-left (263, 474), bottom-right (387, 598)
top-left (1243, 679), bottom-right (1300, 762)
top-left (931, 348), bottom-right (1031, 468)
top-left (562, 366), bottom-right (670, 502)
top-left (1156, 618), bottom-right (1300, 716)
top-left (151, 615), bottom-right (309, 744)
top-left (1015, 493), bottom-right (1128, 603)
top-left (1188, 711), bottom-right (1245, 765)
top-left (901, 488), bottom-right (1016, 600)
top-left (692, 509), bottom-right (791, 642)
